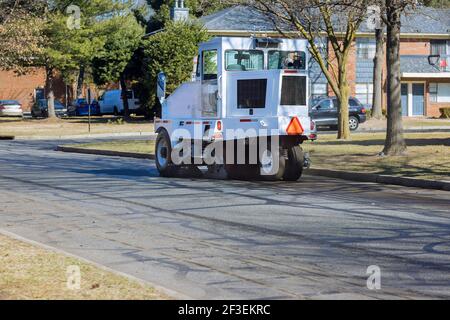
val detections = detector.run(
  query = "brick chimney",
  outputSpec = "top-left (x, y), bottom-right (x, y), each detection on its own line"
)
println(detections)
top-left (171, 0), bottom-right (189, 22)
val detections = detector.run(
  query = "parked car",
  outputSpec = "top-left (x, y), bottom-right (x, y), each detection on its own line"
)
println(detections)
top-left (31, 99), bottom-right (68, 118)
top-left (0, 100), bottom-right (23, 117)
top-left (98, 90), bottom-right (141, 116)
top-left (309, 96), bottom-right (367, 131)
top-left (68, 98), bottom-right (100, 116)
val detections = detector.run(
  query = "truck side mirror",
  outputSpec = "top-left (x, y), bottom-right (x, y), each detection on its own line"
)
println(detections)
top-left (157, 71), bottom-right (166, 105)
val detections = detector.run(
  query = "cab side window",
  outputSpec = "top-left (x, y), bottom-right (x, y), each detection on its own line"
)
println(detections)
top-left (203, 50), bottom-right (218, 80)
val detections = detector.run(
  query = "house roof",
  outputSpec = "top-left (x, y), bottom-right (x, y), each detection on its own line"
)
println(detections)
top-left (200, 5), bottom-right (450, 37)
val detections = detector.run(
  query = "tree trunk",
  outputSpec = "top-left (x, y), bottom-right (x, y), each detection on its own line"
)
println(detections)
top-left (337, 54), bottom-right (350, 140)
top-left (383, 4), bottom-right (406, 156)
top-left (120, 73), bottom-right (130, 120)
top-left (45, 66), bottom-right (56, 118)
top-left (77, 65), bottom-right (85, 98)
top-left (372, 28), bottom-right (384, 119)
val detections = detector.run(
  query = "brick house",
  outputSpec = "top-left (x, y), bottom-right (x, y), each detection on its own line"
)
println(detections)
top-left (200, 6), bottom-right (450, 117)
top-left (0, 69), bottom-right (70, 112)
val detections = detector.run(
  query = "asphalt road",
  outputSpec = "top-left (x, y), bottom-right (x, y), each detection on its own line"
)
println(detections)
top-left (0, 138), bottom-right (449, 299)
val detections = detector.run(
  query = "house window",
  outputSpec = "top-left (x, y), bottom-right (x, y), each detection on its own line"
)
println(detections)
top-left (430, 83), bottom-right (450, 103)
top-left (430, 40), bottom-right (447, 56)
top-left (311, 84), bottom-right (327, 99)
top-left (356, 38), bottom-right (376, 60)
top-left (429, 83), bottom-right (438, 102)
top-left (355, 83), bottom-right (373, 105)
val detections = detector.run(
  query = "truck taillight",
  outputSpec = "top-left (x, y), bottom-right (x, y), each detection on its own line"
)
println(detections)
top-left (310, 120), bottom-right (316, 131)
top-left (217, 120), bottom-right (222, 131)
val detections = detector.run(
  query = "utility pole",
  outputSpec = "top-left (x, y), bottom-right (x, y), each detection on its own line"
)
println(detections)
top-left (87, 88), bottom-right (91, 133)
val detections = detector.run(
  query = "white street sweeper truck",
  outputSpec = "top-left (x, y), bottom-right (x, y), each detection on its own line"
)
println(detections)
top-left (154, 37), bottom-right (317, 180)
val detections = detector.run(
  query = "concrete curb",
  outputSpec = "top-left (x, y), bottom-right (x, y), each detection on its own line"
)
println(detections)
top-left (56, 145), bottom-right (155, 160)
top-left (359, 126), bottom-right (450, 132)
top-left (56, 146), bottom-right (449, 191)
top-left (14, 132), bottom-right (156, 141)
top-left (307, 168), bottom-right (450, 191)
top-left (0, 135), bottom-right (15, 140)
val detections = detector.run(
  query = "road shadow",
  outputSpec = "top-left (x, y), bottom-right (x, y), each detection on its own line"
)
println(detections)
top-left (72, 168), bottom-right (153, 177)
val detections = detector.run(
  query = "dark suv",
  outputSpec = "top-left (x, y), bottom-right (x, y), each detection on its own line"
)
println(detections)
top-left (309, 96), bottom-right (368, 131)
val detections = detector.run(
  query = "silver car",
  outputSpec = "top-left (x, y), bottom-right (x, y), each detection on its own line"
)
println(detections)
top-left (0, 100), bottom-right (23, 117)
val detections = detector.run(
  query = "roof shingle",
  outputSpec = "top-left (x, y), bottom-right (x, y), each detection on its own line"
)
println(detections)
top-left (200, 5), bottom-right (450, 35)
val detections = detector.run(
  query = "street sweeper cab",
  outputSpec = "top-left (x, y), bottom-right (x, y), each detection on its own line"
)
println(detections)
top-left (154, 37), bottom-right (316, 180)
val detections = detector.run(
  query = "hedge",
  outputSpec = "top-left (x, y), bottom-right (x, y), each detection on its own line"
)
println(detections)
top-left (439, 107), bottom-right (450, 119)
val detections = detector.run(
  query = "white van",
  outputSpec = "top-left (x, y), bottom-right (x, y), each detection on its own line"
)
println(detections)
top-left (98, 90), bottom-right (141, 115)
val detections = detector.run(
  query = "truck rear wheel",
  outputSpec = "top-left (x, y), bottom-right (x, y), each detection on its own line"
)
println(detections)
top-left (155, 130), bottom-right (178, 177)
top-left (260, 148), bottom-right (286, 181)
top-left (283, 146), bottom-right (304, 181)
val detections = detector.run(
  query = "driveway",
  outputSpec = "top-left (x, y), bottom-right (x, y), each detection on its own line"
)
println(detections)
top-left (0, 138), bottom-right (449, 299)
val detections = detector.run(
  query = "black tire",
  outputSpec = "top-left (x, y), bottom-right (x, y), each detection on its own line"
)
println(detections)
top-left (259, 147), bottom-right (286, 181)
top-left (155, 130), bottom-right (178, 177)
top-left (31, 110), bottom-right (36, 118)
top-left (113, 107), bottom-right (119, 117)
top-left (349, 116), bottom-right (359, 131)
top-left (283, 146), bottom-right (304, 181)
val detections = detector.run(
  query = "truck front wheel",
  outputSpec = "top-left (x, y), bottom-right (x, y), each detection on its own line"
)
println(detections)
top-left (283, 146), bottom-right (304, 181)
top-left (155, 130), bottom-right (178, 177)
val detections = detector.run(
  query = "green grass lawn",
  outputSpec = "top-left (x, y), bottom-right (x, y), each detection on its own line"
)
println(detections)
top-left (303, 132), bottom-right (449, 181)
top-left (404, 121), bottom-right (450, 127)
top-left (0, 234), bottom-right (167, 300)
top-left (67, 132), bottom-right (449, 181)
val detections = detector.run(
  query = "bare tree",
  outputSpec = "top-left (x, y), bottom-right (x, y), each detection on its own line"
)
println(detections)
top-left (379, 0), bottom-right (417, 155)
top-left (242, 0), bottom-right (369, 139)
top-left (372, 27), bottom-right (385, 119)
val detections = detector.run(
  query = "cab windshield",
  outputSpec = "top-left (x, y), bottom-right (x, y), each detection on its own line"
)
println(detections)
top-left (225, 50), bottom-right (264, 71)
top-left (268, 51), bottom-right (306, 70)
